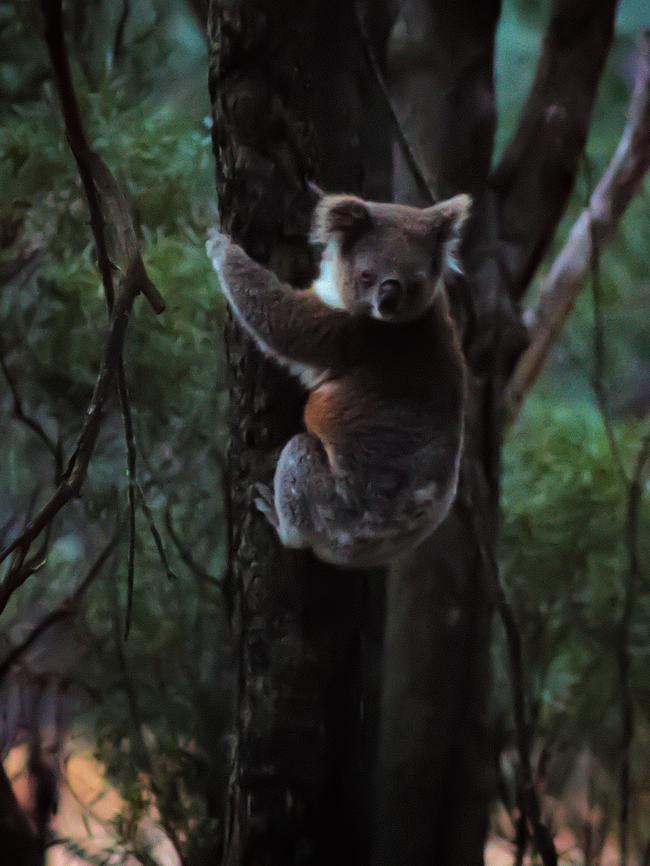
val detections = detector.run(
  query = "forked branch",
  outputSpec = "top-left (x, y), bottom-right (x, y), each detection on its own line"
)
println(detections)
top-left (493, 0), bottom-right (618, 299)
top-left (0, 262), bottom-right (144, 614)
top-left (505, 34), bottom-right (650, 424)
top-left (0, 532), bottom-right (118, 684)
top-left (0, 1), bottom-right (167, 619)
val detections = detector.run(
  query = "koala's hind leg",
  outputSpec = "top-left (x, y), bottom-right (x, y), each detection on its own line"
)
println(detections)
top-left (258, 432), bottom-right (335, 551)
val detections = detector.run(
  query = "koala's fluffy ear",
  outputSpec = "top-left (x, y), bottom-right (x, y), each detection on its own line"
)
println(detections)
top-left (424, 193), bottom-right (472, 275)
top-left (311, 195), bottom-right (371, 245)
top-left (424, 193), bottom-right (472, 240)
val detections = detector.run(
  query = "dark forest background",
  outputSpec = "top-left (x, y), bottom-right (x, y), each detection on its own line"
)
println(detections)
top-left (1, 0), bottom-right (649, 864)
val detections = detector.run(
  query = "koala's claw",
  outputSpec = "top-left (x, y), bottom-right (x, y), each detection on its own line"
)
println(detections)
top-left (206, 227), bottom-right (230, 264)
top-left (254, 482), bottom-right (279, 529)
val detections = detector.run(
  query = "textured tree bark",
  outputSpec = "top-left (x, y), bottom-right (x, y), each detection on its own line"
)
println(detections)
top-left (375, 1), bottom-right (617, 864)
top-left (208, 2), bottom-right (391, 864)
top-left (209, 0), bottom-right (619, 863)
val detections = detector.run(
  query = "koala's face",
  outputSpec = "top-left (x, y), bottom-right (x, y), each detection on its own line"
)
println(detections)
top-left (312, 193), bottom-right (471, 323)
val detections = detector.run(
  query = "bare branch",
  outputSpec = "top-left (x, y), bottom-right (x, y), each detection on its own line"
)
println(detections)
top-left (164, 506), bottom-right (221, 587)
top-left (0, 335), bottom-right (63, 480)
top-left (493, 0), bottom-right (618, 299)
top-left (41, 0), bottom-right (164, 315)
top-left (495, 577), bottom-right (558, 866)
top-left (618, 421), bottom-right (650, 866)
top-left (108, 577), bottom-right (186, 861)
top-left (0, 533), bottom-right (118, 684)
top-left (505, 35), bottom-right (650, 423)
top-left (0, 263), bottom-right (142, 613)
top-left (113, 0), bottom-right (131, 63)
top-left (6, 0), bottom-right (169, 631)
top-left (118, 363), bottom-right (138, 639)
top-left (462, 466), bottom-right (558, 866)
top-left (587, 206), bottom-right (627, 480)
top-left (135, 483), bottom-right (178, 584)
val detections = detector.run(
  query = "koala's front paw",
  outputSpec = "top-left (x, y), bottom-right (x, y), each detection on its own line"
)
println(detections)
top-left (206, 227), bottom-right (231, 268)
top-left (254, 482), bottom-right (279, 530)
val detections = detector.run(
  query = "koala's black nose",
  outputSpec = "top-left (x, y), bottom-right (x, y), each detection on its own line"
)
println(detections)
top-left (377, 279), bottom-right (404, 317)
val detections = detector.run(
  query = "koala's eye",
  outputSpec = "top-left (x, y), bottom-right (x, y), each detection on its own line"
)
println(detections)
top-left (360, 270), bottom-right (375, 287)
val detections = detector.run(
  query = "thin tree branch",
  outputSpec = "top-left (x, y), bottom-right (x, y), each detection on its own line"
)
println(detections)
top-left (37, 0), bottom-right (168, 636)
top-left (587, 189), bottom-right (627, 480)
top-left (41, 0), bottom-right (164, 315)
top-left (618, 421), bottom-right (650, 866)
top-left (0, 267), bottom-right (140, 613)
top-left (135, 483), bottom-right (178, 584)
top-left (505, 34), bottom-right (650, 424)
top-left (118, 363), bottom-right (138, 639)
top-left (0, 533), bottom-right (118, 685)
top-left (109, 578), bottom-right (186, 864)
top-left (113, 0), bottom-right (131, 63)
top-left (463, 468), bottom-right (558, 866)
top-left (163, 506), bottom-right (220, 587)
top-left (492, 0), bottom-right (619, 300)
top-left (0, 335), bottom-right (63, 480)
top-left (495, 574), bottom-right (558, 866)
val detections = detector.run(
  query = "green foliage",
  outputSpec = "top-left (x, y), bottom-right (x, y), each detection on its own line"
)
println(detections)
top-left (1, 1), bottom-right (229, 862)
top-left (493, 1), bottom-right (650, 844)
top-left (499, 396), bottom-right (650, 821)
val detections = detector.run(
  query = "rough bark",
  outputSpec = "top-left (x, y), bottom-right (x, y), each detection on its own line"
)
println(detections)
top-left (374, 4), bottom-right (502, 865)
top-left (209, 0), bottom-right (620, 863)
top-left (208, 2), bottom-right (391, 864)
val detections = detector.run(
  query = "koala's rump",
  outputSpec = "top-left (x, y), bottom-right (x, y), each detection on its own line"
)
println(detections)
top-left (302, 368), bottom-right (463, 567)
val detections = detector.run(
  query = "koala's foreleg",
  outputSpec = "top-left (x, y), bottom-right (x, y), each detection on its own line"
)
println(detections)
top-left (206, 229), bottom-right (351, 372)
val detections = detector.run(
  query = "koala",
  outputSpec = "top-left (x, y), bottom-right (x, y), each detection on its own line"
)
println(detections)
top-left (207, 191), bottom-right (470, 568)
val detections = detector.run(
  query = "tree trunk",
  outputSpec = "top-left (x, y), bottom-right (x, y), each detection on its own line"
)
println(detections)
top-left (374, 1), bottom-right (616, 864)
top-left (373, 4), bottom-right (503, 863)
top-left (209, 0), bottom-right (617, 863)
top-left (208, 2), bottom-right (391, 863)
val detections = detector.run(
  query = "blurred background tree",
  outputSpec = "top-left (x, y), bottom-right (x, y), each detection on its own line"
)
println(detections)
top-left (0, 0), bottom-right (648, 864)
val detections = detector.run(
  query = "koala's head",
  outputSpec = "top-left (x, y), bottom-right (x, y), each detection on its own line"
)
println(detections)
top-left (311, 192), bottom-right (471, 323)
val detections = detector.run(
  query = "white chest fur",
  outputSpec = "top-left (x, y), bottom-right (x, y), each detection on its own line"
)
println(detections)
top-left (312, 240), bottom-right (345, 310)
